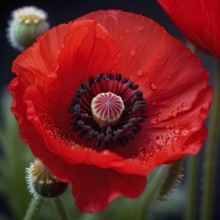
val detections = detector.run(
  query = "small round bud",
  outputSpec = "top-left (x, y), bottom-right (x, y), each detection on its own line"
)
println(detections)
top-left (26, 159), bottom-right (68, 199)
top-left (7, 6), bottom-right (49, 51)
top-left (91, 92), bottom-right (125, 127)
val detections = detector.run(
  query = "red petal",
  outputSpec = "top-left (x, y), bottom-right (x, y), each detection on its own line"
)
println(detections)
top-left (144, 47), bottom-right (210, 123)
top-left (8, 78), bottom-right (71, 175)
top-left (12, 23), bottom-right (72, 78)
top-left (71, 165), bottom-right (146, 213)
top-left (39, 20), bottom-right (120, 139)
top-left (158, 0), bottom-right (220, 59)
top-left (81, 10), bottom-right (165, 77)
top-left (138, 87), bottom-right (212, 169)
top-left (81, 10), bottom-right (210, 120)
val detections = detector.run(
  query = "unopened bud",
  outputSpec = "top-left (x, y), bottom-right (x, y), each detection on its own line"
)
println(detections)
top-left (26, 159), bottom-right (68, 199)
top-left (7, 6), bottom-right (49, 51)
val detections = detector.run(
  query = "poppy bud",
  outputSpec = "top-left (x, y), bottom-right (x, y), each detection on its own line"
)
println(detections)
top-left (7, 6), bottom-right (49, 51)
top-left (26, 159), bottom-right (68, 199)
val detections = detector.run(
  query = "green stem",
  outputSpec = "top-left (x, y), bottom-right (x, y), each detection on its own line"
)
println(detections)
top-left (184, 155), bottom-right (198, 220)
top-left (54, 198), bottom-right (71, 220)
top-left (138, 165), bottom-right (168, 220)
top-left (183, 43), bottom-right (199, 220)
top-left (23, 197), bottom-right (44, 220)
top-left (158, 159), bottom-right (184, 201)
top-left (201, 60), bottom-right (220, 220)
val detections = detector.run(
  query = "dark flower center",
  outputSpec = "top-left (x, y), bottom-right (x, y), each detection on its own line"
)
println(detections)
top-left (69, 73), bottom-right (147, 149)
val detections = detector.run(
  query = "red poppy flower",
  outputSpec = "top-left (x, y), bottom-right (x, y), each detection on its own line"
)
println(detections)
top-left (9, 10), bottom-right (212, 213)
top-left (158, 0), bottom-right (220, 59)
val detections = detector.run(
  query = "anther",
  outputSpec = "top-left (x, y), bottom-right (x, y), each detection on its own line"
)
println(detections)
top-left (107, 72), bottom-right (112, 79)
top-left (96, 73), bottom-right (104, 82)
top-left (81, 82), bottom-right (89, 90)
top-left (114, 73), bottom-right (122, 81)
top-left (131, 84), bottom-right (139, 90)
top-left (79, 130), bottom-right (87, 138)
top-left (104, 133), bottom-right (113, 148)
top-left (127, 81), bottom-right (134, 88)
top-left (89, 76), bottom-right (95, 86)
top-left (119, 135), bottom-right (128, 145)
top-left (96, 133), bottom-right (104, 148)
top-left (127, 132), bottom-right (134, 139)
top-left (73, 96), bottom-right (81, 103)
top-left (134, 90), bottom-right (143, 96)
top-left (122, 77), bottom-right (129, 84)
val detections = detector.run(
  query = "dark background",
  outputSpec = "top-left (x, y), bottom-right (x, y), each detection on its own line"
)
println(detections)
top-left (0, 1), bottom-right (219, 220)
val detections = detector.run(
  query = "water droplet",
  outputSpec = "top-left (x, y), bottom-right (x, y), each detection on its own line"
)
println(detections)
top-left (139, 26), bottom-right (144, 30)
top-left (182, 129), bottom-right (189, 136)
top-left (150, 118), bottom-right (156, 125)
top-left (141, 159), bottom-right (146, 164)
top-left (151, 101), bottom-right (156, 106)
top-left (156, 135), bottom-right (164, 145)
top-left (166, 140), bottom-right (172, 146)
top-left (120, 36), bottom-right (124, 40)
top-left (182, 145), bottom-right (187, 150)
top-left (155, 148), bottom-right (160, 152)
top-left (174, 129), bottom-right (180, 134)
top-left (157, 116), bottom-right (161, 122)
top-left (167, 75), bottom-right (171, 79)
top-left (171, 110), bottom-right (177, 117)
top-left (130, 50), bottom-right (136, 57)
top-left (177, 106), bottom-right (182, 112)
top-left (150, 117), bottom-right (160, 125)
top-left (150, 82), bottom-right (157, 91)
top-left (126, 29), bottom-right (130, 33)
top-left (137, 69), bottom-right (143, 76)
top-left (138, 38), bottom-right (142, 43)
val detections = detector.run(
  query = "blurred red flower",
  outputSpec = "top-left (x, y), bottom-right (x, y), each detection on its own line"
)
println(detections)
top-left (8, 10), bottom-right (212, 213)
top-left (158, 0), bottom-right (220, 59)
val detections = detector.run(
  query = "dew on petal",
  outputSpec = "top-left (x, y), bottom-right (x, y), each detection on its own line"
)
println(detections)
top-left (126, 29), bottom-right (130, 33)
top-left (156, 135), bottom-right (164, 146)
top-left (167, 75), bottom-right (171, 79)
top-left (182, 145), bottom-right (187, 150)
top-left (130, 50), bottom-right (136, 57)
top-left (150, 117), bottom-right (159, 125)
top-left (174, 129), bottom-right (180, 134)
top-left (150, 82), bottom-right (157, 91)
top-left (137, 146), bottom-right (149, 163)
top-left (137, 69), bottom-right (143, 76)
top-left (171, 103), bottom-right (186, 117)
top-left (177, 106), bottom-right (181, 112)
top-left (163, 128), bottom-right (180, 147)
top-left (120, 36), bottom-right (124, 40)
top-left (181, 129), bottom-right (189, 136)
top-left (151, 101), bottom-right (156, 106)
top-left (171, 110), bottom-right (177, 118)
top-left (138, 26), bottom-right (144, 31)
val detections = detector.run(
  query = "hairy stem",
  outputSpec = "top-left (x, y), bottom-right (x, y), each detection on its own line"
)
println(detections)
top-left (23, 197), bottom-right (44, 220)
